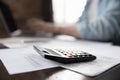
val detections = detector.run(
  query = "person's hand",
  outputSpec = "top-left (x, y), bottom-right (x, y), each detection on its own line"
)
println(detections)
top-left (26, 18), bottom-right (56, 33)
top-left (26, 18), bottom-right (80, 38)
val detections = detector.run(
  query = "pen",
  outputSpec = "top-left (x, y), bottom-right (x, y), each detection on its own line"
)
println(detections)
top-left (22, 39), bottom-right (48, 43)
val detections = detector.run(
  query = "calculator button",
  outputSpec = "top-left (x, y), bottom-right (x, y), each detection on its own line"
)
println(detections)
top-left (83, 55), bottom-right (88, 57)
top-left (74, 55), bottom-right (79, 58)
top-left (87, 54), bottom-right (92, 56)
top-left (66, 54), bottom-right (73, 58)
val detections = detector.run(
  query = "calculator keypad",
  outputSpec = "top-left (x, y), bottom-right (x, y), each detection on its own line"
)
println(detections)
top-left (55, 49), bottom-right (92, 58)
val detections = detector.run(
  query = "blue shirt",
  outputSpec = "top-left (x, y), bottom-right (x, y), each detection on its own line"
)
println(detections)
top-left (76, 0), bottom-right (120, 41)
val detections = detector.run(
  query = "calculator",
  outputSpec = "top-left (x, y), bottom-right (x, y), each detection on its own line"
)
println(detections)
top-left (34, 46), bottom-right (96, 64)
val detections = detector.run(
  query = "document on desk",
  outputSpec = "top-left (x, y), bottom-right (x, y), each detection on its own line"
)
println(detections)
top-left (61, 55), bottom-right (120, 77)
top-left (0, 46), bottom-right (60, 75)
top-left (0, 37), bottom-right (51, 48)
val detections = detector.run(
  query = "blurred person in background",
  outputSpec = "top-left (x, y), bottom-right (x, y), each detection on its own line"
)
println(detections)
top-left (27, 0), bottom-right (120, 41)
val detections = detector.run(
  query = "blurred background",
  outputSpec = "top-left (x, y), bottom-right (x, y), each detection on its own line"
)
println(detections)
top-left (0, 0), bottom-right (86, 37)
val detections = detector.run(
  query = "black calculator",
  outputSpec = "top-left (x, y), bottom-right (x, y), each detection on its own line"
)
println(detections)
top-left (34, 46), bottom-right (96, 64)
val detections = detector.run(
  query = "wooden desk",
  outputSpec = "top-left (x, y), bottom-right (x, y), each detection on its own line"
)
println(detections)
top-left (0, 44), bottom-right (120, 80)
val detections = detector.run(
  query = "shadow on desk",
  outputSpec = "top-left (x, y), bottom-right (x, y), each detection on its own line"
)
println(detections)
top-left (0, 60), bottom-right (11, 80)
top-left (0, 44), bottom-right (8, 49)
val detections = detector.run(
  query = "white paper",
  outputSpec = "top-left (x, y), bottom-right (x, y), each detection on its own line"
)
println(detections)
top-left (0, 47), bottom-right (60, 75)
top-left (61, 55), bottom-right (120, 77)
top-left (0, 37), bottom-right (51, 48)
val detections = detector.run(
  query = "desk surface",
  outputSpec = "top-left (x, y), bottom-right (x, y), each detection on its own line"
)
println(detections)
top-left (0, 39), bottom-right (120, 80)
